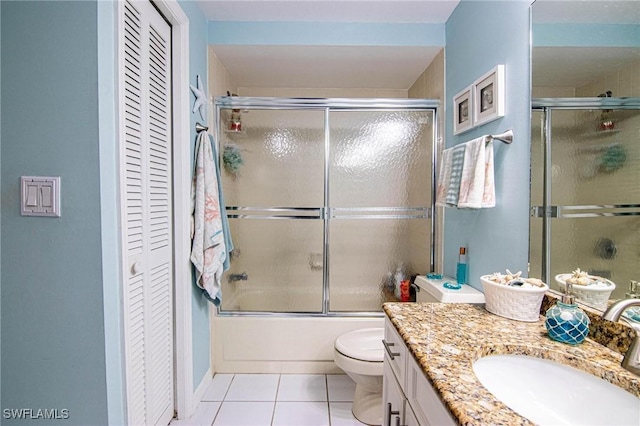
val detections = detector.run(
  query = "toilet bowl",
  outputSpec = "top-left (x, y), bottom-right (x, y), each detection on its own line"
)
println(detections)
top-left (334, 327), bottom-right (384, 426)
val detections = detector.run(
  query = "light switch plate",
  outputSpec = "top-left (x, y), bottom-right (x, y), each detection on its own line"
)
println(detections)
top-left (20, 176), bottom-right (61, 217)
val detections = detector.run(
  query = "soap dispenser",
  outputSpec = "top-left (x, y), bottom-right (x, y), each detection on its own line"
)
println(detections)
top-left (545, 281), bottom-right (590, 345)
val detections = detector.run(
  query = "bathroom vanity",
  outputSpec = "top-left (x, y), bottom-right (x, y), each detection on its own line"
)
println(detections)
top-left (382, 302), bottom-right (640, 425)
top-left (383, 317), bottom-right (455, 426)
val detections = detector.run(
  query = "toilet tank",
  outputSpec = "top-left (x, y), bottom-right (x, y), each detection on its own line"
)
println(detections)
top-left (414, 276), bottom-right (485, 304)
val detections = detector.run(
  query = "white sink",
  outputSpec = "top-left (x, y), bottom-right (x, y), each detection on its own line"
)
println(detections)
top-left (473, 354), bottom-right (640, 426)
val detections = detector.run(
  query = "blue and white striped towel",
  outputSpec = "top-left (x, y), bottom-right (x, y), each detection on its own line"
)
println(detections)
top-left (445, 144), bottom-right (466, 206)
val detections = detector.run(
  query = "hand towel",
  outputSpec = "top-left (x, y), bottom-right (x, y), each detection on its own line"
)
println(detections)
top-left (436, 144), bottom-right (466, 207)
top-left (458, 136), bottom-right (496, 209)
top-left (190, 131), bottom-right (227, 304)
top-left (435, 148), bottom-right (452, 207)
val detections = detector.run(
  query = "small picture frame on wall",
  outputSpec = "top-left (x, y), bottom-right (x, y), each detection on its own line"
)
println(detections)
top-left (473, 65), bottom-right (505, 127)
top-left (453, 85), bottom-right (473, 135)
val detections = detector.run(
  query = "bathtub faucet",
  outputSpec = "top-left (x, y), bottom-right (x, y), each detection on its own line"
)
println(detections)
top-left (228, 272), bottom-right (248, 283)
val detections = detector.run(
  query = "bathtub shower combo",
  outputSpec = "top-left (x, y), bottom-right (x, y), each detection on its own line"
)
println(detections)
top-left (212, 97), bottom-right (438, 374)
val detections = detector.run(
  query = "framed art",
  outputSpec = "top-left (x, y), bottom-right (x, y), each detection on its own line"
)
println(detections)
top-left (453, 85), bottom-right (473, 135)
top-left (473, 65), bottom-right (505, 127)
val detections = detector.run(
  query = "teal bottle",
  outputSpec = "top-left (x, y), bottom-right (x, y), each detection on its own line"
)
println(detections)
top-left (456, 247), bottom-right (467, 285)
top-left (545, 282), bottom-right (590, 345)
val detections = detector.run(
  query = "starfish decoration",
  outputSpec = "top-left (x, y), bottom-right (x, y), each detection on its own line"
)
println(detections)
top-left (189, 74), bottom-right (207, 121)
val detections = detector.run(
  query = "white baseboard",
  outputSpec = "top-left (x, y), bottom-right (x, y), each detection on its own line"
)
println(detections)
top-left (192, 368), bottom-right (213, 410)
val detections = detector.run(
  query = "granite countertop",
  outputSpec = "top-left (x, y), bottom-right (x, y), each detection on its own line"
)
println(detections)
top-left (383, 302), bottom-right (640, 426)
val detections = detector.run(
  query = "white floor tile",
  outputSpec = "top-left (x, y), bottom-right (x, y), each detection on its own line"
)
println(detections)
top-left (271, 401), bottom-right (330, 426)
top-left (203, 374), bottom-right (234, 401)
top-left (170, 401), bottom-right (221, 426)
top-left (225, 374), bottom-right (280, 401)
top-left (327, 375), bottom-right (356, 402)
top-left (277, 374), bottom-right (327, 402)
top-left (212, 401), bottom-right (275, 426)
top-left (329, 403), bottom-right (366, 426)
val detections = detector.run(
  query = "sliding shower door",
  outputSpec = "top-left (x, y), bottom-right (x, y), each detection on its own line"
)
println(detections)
top-left (220, 109), bottom-right (326, 313)
top-left (328, 110), bottom-right (433, 312)
top-left (530, 99), bottom-right (640, 304)
top-left (216, 98), bottom-right (436, 314)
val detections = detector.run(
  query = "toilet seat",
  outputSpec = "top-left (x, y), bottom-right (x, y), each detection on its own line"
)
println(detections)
top-left (335, 328), bottom-right (384, 362)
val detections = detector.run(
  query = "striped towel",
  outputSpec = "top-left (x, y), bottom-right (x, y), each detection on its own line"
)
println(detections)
top-left (436, 144), bottom-right (466, 207)
top-left (446, 145), bottom-right (466, 206)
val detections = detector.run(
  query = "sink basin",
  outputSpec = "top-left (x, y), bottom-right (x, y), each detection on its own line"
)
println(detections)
top-left (473, 354), bottom-right (640, 425)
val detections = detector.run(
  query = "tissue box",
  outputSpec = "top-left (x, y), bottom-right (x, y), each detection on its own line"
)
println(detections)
top-left (480, 275), bottom-right (548, 322)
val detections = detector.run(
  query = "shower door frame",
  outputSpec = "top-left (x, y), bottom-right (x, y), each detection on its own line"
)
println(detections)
top-left (214, 96), bottom-right (440, 317)
top-left (531, 97), bottom-right (640, 285)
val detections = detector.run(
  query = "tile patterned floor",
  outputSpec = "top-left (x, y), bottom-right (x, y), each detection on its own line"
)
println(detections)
top-left (170, 374), bottom-right (367, 426)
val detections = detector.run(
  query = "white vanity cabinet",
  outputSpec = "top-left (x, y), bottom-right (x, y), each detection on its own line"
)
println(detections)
top-left (383, 317), bottom-right (456, 426)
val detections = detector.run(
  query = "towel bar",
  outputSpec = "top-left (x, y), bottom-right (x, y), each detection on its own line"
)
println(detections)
top-left (489, 129), bottom-right (513, 144)
top-left (195, 122), bottom-right (208, 133)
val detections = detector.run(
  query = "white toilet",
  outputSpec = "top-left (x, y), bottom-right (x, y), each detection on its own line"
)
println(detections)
top-left (334, 276), bottom-right (485, 426)
top-left (334, 327), bottom-right (384, 425)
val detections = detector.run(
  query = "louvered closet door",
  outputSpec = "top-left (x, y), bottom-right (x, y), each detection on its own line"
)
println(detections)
top-left (121, 1), bottom-right (173, 425)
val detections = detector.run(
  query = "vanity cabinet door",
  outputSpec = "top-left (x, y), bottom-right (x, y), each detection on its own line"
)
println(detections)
top-left (407, 354), bottom-right (456, 426)
top-left (383, 355), bottom-right (406, 426)
top-left (384, 318), bottom-right (407, 388)
top-left (403, 405), bottom-right (420, 426)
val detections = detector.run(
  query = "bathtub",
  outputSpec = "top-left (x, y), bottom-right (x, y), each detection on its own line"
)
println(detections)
top-left (212, 288), bottom-right (384, 373)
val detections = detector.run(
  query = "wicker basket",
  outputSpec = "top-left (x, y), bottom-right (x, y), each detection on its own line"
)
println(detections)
top-left (480, 275), bottom-right (549, 322)
top-left (555, 274), bottom-right (615, 311)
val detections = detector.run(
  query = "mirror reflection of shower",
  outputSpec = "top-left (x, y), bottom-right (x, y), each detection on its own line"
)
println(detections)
top-left (530, 97), bottom-right (640, 308)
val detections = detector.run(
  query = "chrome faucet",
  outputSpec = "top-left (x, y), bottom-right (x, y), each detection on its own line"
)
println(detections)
top-left (602, 299), bottom-right (640, 376)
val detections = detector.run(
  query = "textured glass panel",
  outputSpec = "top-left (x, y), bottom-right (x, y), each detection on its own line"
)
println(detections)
top-left (329, 110), bottom-right (433, 208)
top-left (329, 218), bottom-right (430, 312)
top-left (548, 216), bottom-right (639, 305)
top-left (532, 105), bottom-right (640, 308)
top-left (529, 110), bottom-right (545, 278)
top-left (550, 109), bottom-right (640, 205)
top-left (220, 219), bottom-right (324, 313)
top-left (220, 109), bottom-right (325, 207)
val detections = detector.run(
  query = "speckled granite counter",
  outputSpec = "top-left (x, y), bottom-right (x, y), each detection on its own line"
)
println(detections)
top-left (383, 302), bottom-right (640, 426)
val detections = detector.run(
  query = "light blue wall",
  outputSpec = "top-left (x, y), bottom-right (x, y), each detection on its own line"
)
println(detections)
top-left (209, 21), bottom-right (445, 46)
top-left (534, 23), bottom-right (640, 47)
top-left (178, 0), bottom-right (212, 391)
top-left (444, 0), bottom-right (532, 290)
top-left (1, 0), bottom-right (215, 420)
top-left (1, 1), bottom-right (109, 425)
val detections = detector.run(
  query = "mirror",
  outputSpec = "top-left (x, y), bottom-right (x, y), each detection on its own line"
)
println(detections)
top-left (530, 0), bottom-right (640, 312)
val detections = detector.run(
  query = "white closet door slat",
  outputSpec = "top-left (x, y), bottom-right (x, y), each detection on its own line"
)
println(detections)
top-left (121, 1), bottom-right (174, 425)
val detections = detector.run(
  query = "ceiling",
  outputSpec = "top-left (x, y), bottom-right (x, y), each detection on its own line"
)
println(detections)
top-left (196, 0), bottom-right (460, 89)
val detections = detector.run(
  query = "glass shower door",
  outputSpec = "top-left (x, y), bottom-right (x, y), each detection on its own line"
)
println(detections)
top-left (530, 101), bottom-right (640, 305)
top-left (328, 110), bottom-right (433, 312)
top-left (219, 109), bottom-right (326, 313)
